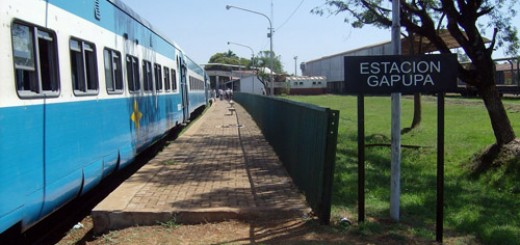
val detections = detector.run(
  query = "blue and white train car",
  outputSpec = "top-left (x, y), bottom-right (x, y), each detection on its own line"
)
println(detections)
top-left (0, 0), bottom-right (208, 233)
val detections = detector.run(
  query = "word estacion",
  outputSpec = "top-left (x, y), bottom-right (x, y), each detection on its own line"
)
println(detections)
top-left (359, 61), bottom-right (441, 87)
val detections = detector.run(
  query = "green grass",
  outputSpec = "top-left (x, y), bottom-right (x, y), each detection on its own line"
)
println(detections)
top-left (157, 216), bottom-right (181, 229)
top-left (284, 94), bottom-right (520, 245)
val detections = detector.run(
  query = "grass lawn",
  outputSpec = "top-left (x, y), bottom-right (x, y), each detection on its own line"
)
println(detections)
top-left (284, 94), bottom-right (520, 245)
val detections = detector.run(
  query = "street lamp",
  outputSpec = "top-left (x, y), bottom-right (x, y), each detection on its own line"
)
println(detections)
top-left (226, 4), bottom-right (274, 96)
top-left (228, 41), bottom-right (256, 93)
top-left (227, 41), bottom-right (255, 68)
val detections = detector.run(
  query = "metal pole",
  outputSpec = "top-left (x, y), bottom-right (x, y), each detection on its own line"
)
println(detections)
top-left (294, 56), bottom-right (298, 76)
top-left (390, 0), bottom-right (402, 221)
top-left (270, 0), bottom-right (274, 95)
top-left (358, 94), bottom-right (365, 223)
top-left (437, 93), bottom-right (445, 243)
top-left (269, 27), bottom-right (274, 96)
top-left (252, 53), bottom-right (255, 94)
top-left (226, 5), bottom-right (274, 96)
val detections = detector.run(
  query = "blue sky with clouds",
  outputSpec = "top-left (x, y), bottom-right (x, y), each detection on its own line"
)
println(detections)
top-left (120, 0), bottom-right (517, 74)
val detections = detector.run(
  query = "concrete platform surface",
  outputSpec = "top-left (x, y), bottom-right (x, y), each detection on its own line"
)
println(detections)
top-left (91, 100), bottom-right (310, 234)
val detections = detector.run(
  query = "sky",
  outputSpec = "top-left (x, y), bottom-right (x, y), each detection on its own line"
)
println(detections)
top-left (120, 0), bottom-right (518, 75)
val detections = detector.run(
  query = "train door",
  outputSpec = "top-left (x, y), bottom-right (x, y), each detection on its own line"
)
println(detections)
top-left (120, 32), bottom-right (144, 161)
top-left (178, 55), bottom-right (189, 123)
top-left (204, 73), bottom-right (210, 105)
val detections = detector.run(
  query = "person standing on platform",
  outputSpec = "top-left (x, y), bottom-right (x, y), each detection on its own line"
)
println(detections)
top-left (218, 88), bottom-right (224, 101)
top-left (226, 87), bottom-right (233, 101)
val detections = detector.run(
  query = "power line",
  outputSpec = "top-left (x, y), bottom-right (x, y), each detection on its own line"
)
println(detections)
top-left (276, 0), bottom-right (304, 32)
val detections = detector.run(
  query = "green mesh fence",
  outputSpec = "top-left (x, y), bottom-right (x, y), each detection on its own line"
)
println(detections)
top-left (234, 93), bottom-right (339, 224)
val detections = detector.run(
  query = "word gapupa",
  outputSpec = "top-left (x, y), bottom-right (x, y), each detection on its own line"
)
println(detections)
top-left (366, 73), bottom-right (435, 87)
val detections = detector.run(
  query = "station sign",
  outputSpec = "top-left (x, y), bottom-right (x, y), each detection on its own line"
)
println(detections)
top-left (344, 54), bottom-right (458, 94)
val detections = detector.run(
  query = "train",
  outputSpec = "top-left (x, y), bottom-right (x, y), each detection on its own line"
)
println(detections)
top-left (0, 0), bottom-right (209, 234)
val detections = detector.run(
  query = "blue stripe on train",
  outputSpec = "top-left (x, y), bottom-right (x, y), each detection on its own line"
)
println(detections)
top-left (0, 93), bottom-right (185, 232)
top-left (188, 91), bottom-right (207, 114)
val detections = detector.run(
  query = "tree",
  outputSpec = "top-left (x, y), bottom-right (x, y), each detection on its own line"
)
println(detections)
top-left (251, 50), bottom-right (285, 94)
top-left (313, 1), bottom-right (520, 162)
top-left (404, 32), bottom-right (425, 132)
top-left (206, 50), bottom-right (250, 71)
top-left (254, 50), bottom-right (284, 74)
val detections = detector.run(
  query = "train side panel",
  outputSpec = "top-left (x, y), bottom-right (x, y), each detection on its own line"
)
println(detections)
top-left (185, 56), bottom-right (208, 115)
top-left (0, 106), bottom-right (45, 232)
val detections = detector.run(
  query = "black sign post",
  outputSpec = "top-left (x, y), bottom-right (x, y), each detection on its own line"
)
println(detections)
top-left (358, 94), bottom-right (365, 222)
top-left (437, 93), bottom-right (445, 242)
top-left (345, 54), bottom-right (458, 243)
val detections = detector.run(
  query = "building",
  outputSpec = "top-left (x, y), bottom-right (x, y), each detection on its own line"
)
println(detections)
top-left (204, 63), bottom-right (251, 90)
top-left (225, 75), bottom-right (266, 95)
top-left (286, 76), bottom-right (327, 95)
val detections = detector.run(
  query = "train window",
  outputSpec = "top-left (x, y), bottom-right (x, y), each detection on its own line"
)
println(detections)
top-left (11, 22), bottom-right (60, 97)
top-left (154, 63), bottom-right (162, 92)
top-left (143, 60), bottom-right (153, 91)
top-left (171, 69), bottom-right (177, 91)
top-left (189, 76), bottom-right (204, 91)
top-left (104, 48), bottom-right (123, 94)
top-left (70, 38), bottom-right (99, 95)
top-left (126, 55), bottom-right (140, 92)
top-left (164, 67), bottom-right (170, 91)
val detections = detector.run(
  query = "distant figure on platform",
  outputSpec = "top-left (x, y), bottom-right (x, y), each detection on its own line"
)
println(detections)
top-left (218, 89), bottom-right (224, 101)
top-left (210, 89), bottom-right (216, 102)
top-left (226, 88), bottom-right (233, 101)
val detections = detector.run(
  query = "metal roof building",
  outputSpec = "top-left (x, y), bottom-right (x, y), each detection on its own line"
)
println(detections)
top-left (301, 41), bottom-right (396, 93)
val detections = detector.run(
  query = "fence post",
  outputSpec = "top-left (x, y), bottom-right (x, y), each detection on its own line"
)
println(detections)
top-left (320, 109), bottom-right (340, 224)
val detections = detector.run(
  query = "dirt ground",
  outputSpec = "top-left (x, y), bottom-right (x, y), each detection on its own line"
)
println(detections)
top-left (56, 216), bottom-right (384, 245)
top-left (54, 214), bottom-right (479, 245)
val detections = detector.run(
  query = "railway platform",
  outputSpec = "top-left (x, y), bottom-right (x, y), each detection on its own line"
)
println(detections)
top-left (91, 100), bottom-right (310, 234)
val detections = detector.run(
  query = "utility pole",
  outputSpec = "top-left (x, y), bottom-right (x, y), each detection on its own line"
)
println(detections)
top-left (390, 0), bottom-right (402, 222)
top-left (294, 56), bottom-right (298, 76)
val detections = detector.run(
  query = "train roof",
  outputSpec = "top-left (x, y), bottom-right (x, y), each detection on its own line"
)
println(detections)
top-left (108, 0), bottom-right (184, 54)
